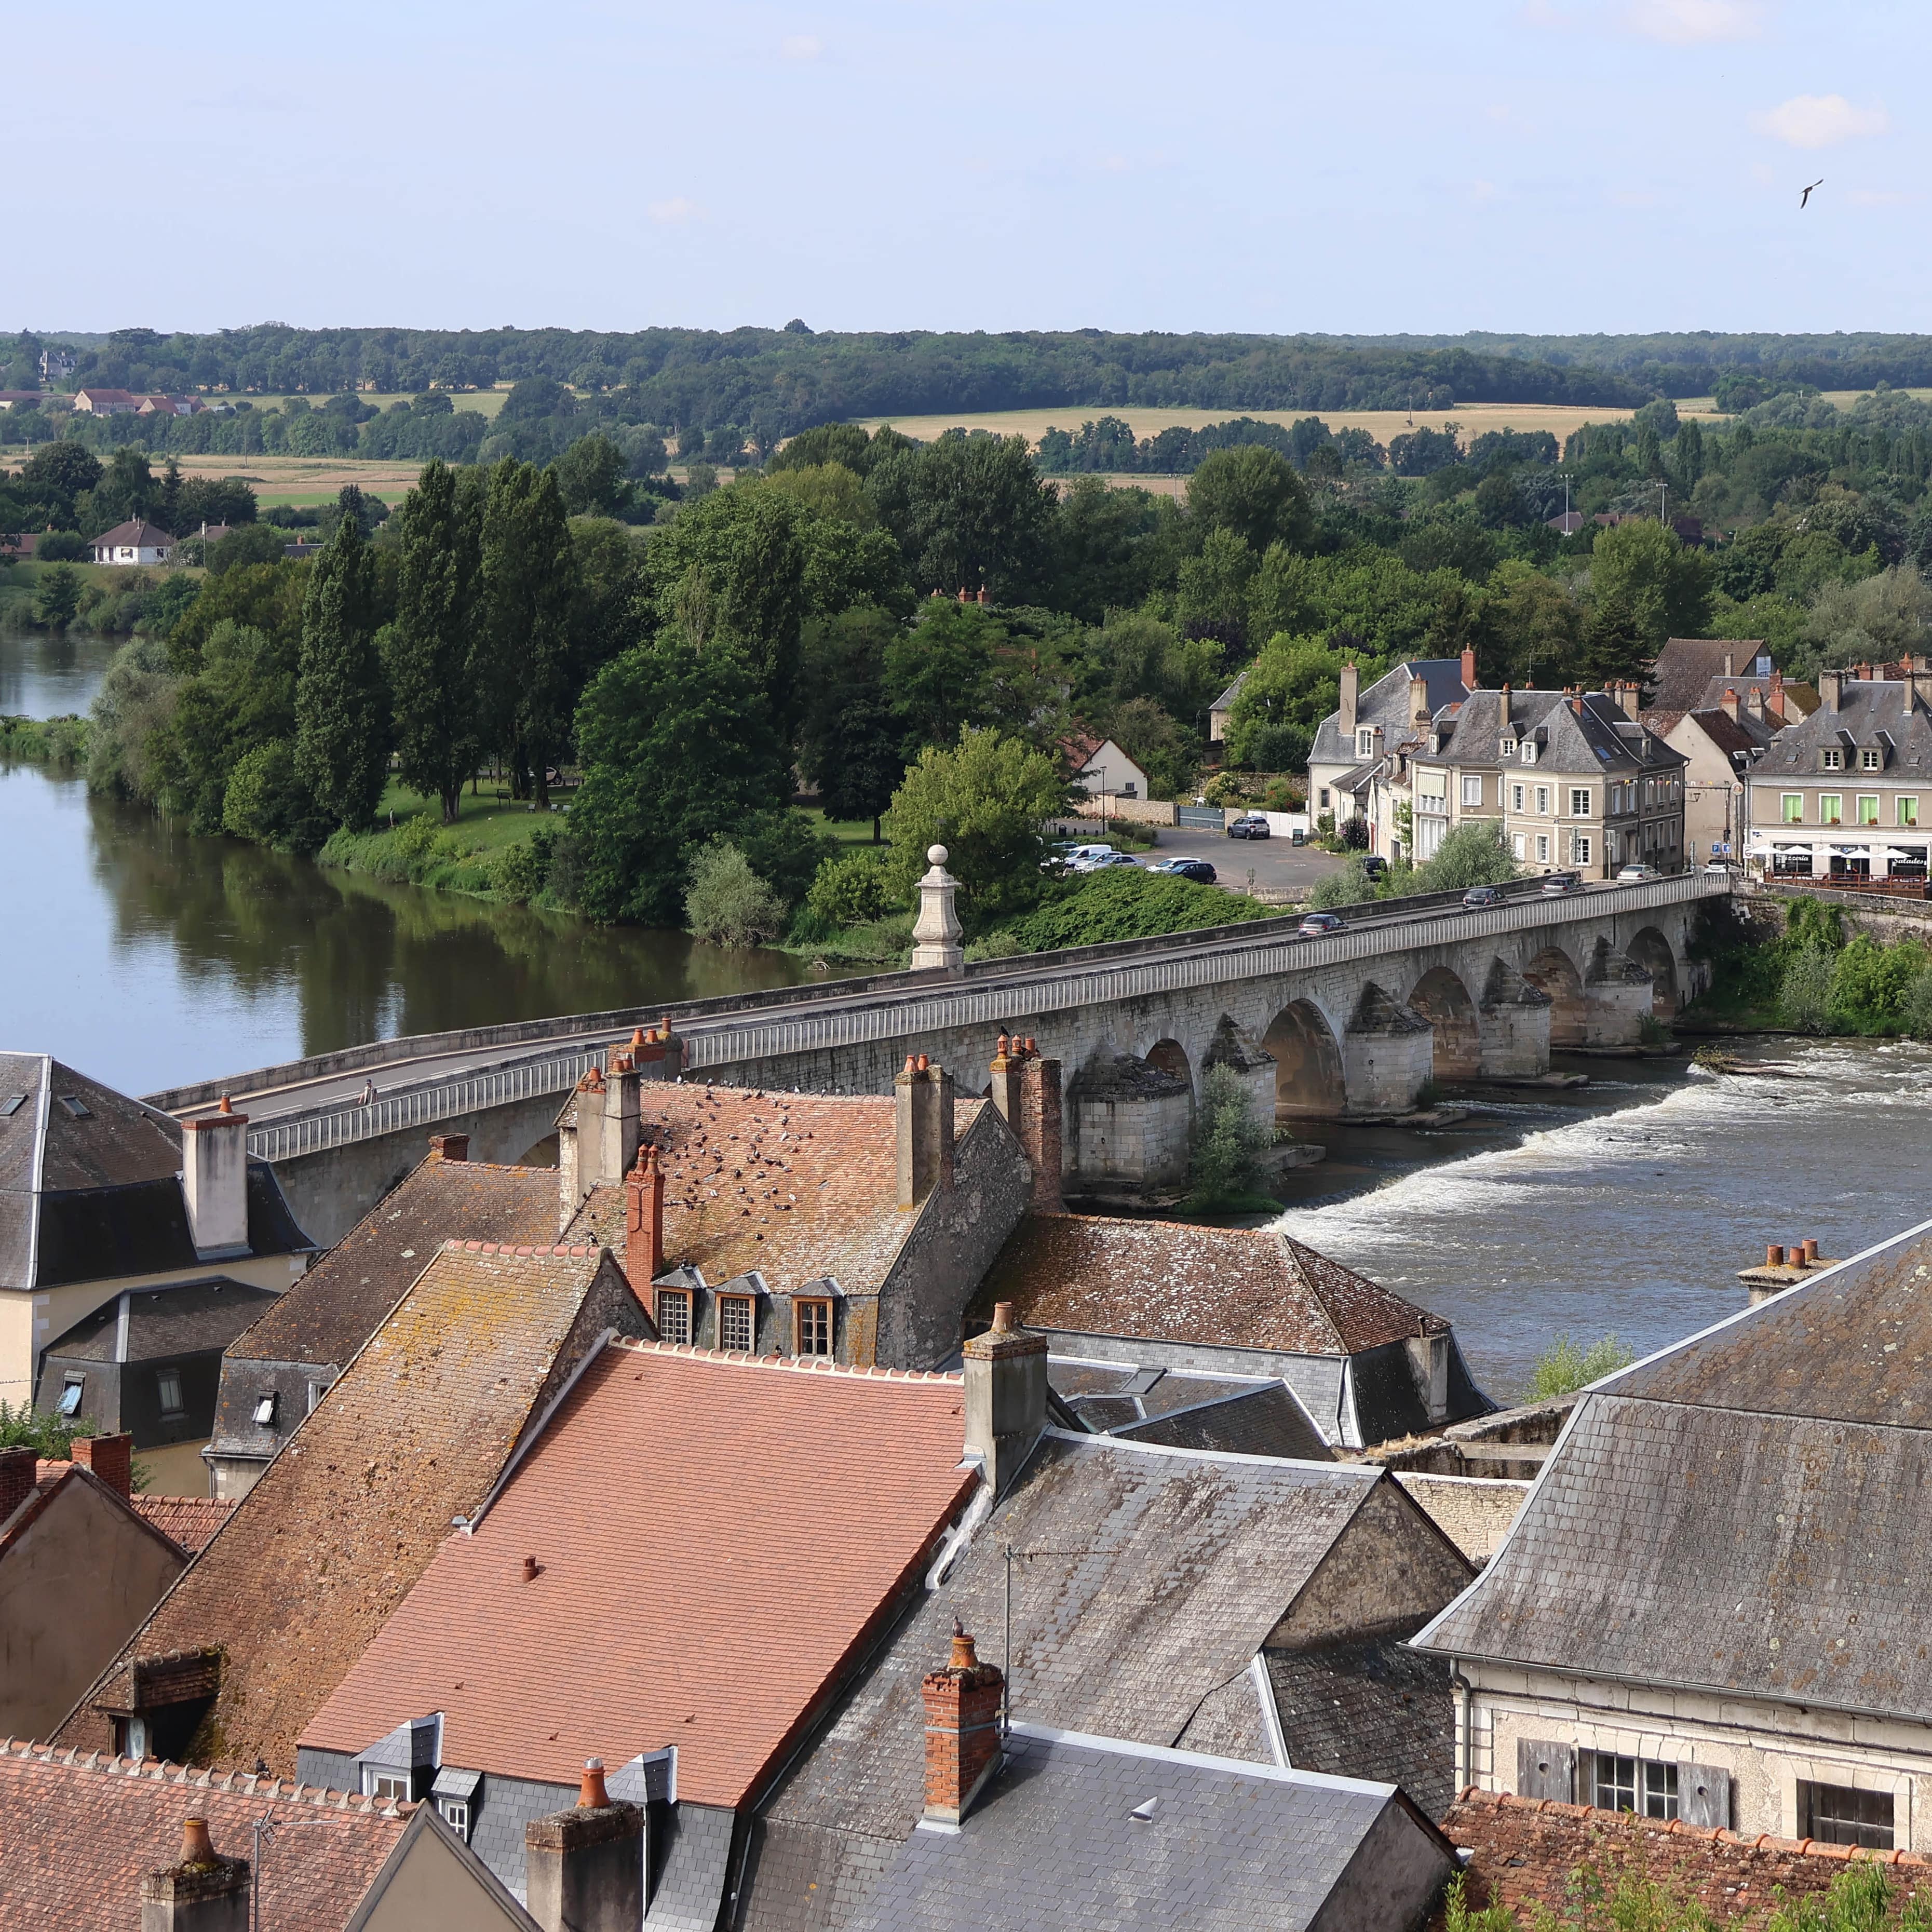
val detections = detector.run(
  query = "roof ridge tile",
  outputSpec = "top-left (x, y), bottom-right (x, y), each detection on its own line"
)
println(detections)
top-left (605, 1335), bottom-right (964, 1383)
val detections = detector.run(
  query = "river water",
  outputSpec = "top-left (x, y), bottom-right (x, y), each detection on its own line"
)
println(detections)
top-left (6, 629), bottom-right (1926, 1405)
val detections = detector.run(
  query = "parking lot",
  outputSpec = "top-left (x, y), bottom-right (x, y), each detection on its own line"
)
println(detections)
top-left (1056, 823), bottom-right (1350, 903)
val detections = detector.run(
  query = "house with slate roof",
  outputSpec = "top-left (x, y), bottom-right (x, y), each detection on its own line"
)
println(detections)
top-left (1650, 693), bottom-right (1775, 866)
top-left (1745, 666), bottom-right (1932, 884)
top-left (1307, 654), bottom-right (1475, 840)
top-left (90, 517), bottom-right (177, 564)
top-left (1416, 1211), bottom-right (1932, 1852)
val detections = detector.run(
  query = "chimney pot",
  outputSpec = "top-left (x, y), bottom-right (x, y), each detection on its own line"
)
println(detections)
top-left (141, 1812), bottom-right (249, 1925)
top-left (180, 1817), bottom-right (214, 1868)
top-left (896, 1057), bottom-right (955, 1208)
top-left (579, 1760), bottom-right (610, 1809)
top-left (1804, 1237), bottom-right (1819, 1263)
top-left (73, 1431), bottom-right (133, 1499)
top-left (1767, 1244), bottom-right (1785, 1267)
top-left (991, 1301), bottom-right (1014, 1334)
top-left (216, 1096), bottom-right (233, 1115)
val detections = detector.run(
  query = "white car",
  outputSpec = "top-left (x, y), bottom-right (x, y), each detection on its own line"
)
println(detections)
top-left (1080, 850), bottom-right (1142, 871)
top-left (1616, 863), bottom-right (1662, 882)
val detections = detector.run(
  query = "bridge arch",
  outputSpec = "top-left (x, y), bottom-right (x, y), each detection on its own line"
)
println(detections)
top-left (1143, 1037), bottom-right (1194, 1096)
top-left (1407, 966), bottom-right (1481, 1080)
top-left (1262, 999), bottom-right (1345, 1119)
top-left (1625, 926), bottom-right (1680, 1019)
top-left (1523, 946), bottom-right (1586, 1047)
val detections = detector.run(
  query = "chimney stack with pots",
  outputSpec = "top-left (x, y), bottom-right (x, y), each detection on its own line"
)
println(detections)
top-left (922, 1621), bottom-right (1005, 1826)
top-left (963, 1301), bottom-right (1047, 1496)
top-left (1721, 687), bottom-right (1739, 722)
top-left (427, 1133), bottom-right (469, 1162)
top-left (1409, 673), bottom-right (1429, 727)
top-left (1820, 669), bottom-right (1843, 713)
top-left (1339, 663), bottom-right (1359, 738)
top-left (1617, 681), bottom-right (1641, 722)
top-left (896, 1056), bottom-right (955, 1209)
top-left (73, 1431), bottom-right (133, 1499)
top-left (0, 1446), bottom-right (36, 1526)
top-left (1498, 683), bottom-right (1512, 732)
top-left (601, 1039), bottom-right (643, 1190)
top-left (988, 1036), bottom-right (1065, 1214)
top-left (525, 1761), bottom-right (644, 1932)
top-left (625, 1145), bottom-right (665, 1289)
top-left (139, 1814), bottom-right (250, 1932)
top-left (181, 1098), bottom-right (250, 1261)
top-left (1769, 669), bottom-right (1786, 722)
top-left (1461, 646), bottom-right (1477, 691)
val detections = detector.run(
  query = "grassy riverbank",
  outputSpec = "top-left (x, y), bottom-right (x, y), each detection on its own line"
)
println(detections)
top-left (316, 780), bottom-right (570, 906)
top-left (0, 713), bottom-right (89, 763)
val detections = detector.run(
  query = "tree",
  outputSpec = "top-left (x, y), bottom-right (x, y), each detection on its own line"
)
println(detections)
top-left (1801, 564), bottom-right (1932, 676)
top-left (206, 523), bottom-right (288, 575)
top-left (1186, 1063), bottom-right (1273, 1209)
top-left (883, 601), bottom-right (999, 756)
top-left (1415, 820), bottom-right (1518, 891)
top-left (1477, 564), bottom-right (1585, 687)
top-left (1045, 478), bottom-right (1180, 623)
top-left (683, 840), bottom-right (786, 945)
top-left (385, 458), bottom-right (483, 821)
top-left (880, 726), bottom-right (1069, 929)
top-left (31, 564), bottom-right (80, 629)
top-left (19, 441), bottom-right (101, 525)
top-left (1185, 444), bottom-right (1312, 555)
top-left (550, 433), bottom-right (630, 517)
top-left (1588, 519), bottom-right (1712, 646)
top-left (479, 461), bottom-right (576, 805)
top-left (866, 433), bottom-right (1056, 600)
top-left (1226, 634), bottom-right (1358, 758)
top-left (1101, 695), bottom-right (1200, 801)
top-left (799, 605), bottom-right (906, 837)
top-left (1177, 528), bottom-right (1256, 644)
top-left (295, 504), bottom-right (388, 830)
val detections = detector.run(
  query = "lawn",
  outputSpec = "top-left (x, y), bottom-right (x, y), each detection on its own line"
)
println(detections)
top-left (375, 777), bottom-right (564, 852)
top-left (800, 807), bottom-right (887, 849)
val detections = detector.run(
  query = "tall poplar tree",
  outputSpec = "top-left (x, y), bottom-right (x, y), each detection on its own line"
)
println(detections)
top-left (295, 492), bottom-right (388, 829)
top-left (479, 461), bottom-right (575, 806)
top-left (385, 459), bottom-right (483, 821)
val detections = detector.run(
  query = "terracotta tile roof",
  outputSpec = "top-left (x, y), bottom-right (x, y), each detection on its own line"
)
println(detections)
top-left (564, 1088), bottom-right (983, 1294)
top-left (57, 1244), bottom-right (647, 1774)
top-left (302, 1339), bottom-right (976, 1806)
top-left (1440, 1788), bottom-right (1932, 1925)
top-left (131, 1495), bottom-right (236, 1555)
top-left (976, 1216), bottom-right (1447, 1355)
top-left (0, 1739), bottom-right (407, 1932)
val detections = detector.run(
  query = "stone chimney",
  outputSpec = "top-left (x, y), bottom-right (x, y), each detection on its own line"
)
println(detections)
top-left (1820, 669), bottom-right (1843, 713)
top-left (1745, 685), bottom-right (1766, 723)
top-left (962, 1302), bottom-right (1047, 1497)
top-left (73, 1431), bottom-right (133, 1499)
top-left (629, 1018), bottom-right (682, 1083)
top-left (181, 1099), bottom-right (250, 1260)
top-left (1722, 651), bottom-right (1735, 679)
top-left (1498, 683), bottom-right (1511, 732)
top-left (988, 1036), bottom-right (1064, 1213)
top-left (896, 1056), bottom-right (955, 1209)
top-left (987, 1033), bottom-right (1023, 1126)
top-left (525, 1762), bottom-right (644, 1932)
top-left (1338, 663), bottom-right (1359, 738)
top-left (625, 1145), bottom-right (665, 1288)
top-left (0, 1445), bottom-right (37, 1525)
top-left (601, 1040), bottom-right (643, 1188)
top-left (910, 846), bottom-right (964, 974)
top-left (1721, 687), bottom-right (1739, 722)
top-left (922, 1622), bottom-right (1005, 1826)
top-left (427, 1133), bottom-right (469, 1162)
top-left (1408, 673), bottom-right (1429, 727)
top-left (1461, 646), bottom-right (1477, 691)
top-left (140, 1815), bottom-right (249, 1932)
top-left (1616, 681), bottom-right (1640, 722)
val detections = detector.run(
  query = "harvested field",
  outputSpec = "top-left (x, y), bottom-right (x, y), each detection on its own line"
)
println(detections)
top-left (165, 454), bottom-right (431, 504)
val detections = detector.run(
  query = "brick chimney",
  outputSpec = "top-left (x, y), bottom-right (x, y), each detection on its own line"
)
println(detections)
top-left (1338, 662), bottom-right (1359, 738)
top-left (1461, 646), bottom-right (1477, 692)
top-left (181, 1099), bottom-right (250, 1260)
top-left (1912, 661), bottom-right (1932, 715)
top-left (0, 1445), bottom-right (37, 1525)
top-left (73, 1431), bottom-right (133, 1499)
top-left (1017, 1040), bottom-right (1064, 1214)
top-left (1498, 683), bottom-right (1511, 732)
top-left (963, 1302), bottom-right (1047, 1497)
top-left (427, 1133), bottom-right (469, 1162)
top-left (1409, 672), bottom-right (1429, 726)
top-left (1769, 669), bottom-right (1786, 722)
top-left (139, 1815), bottom-right (249, 1932)
top-left (1721, 687), bottom-right (1739, 722)
top-left (525, 1761), bottom-right (644, 1932)
top-left (1820, 669), bottom-right (1843, 713)
top-left (896, 1055), bottom-right (955, 1209)
top-left (625, 1145), bottom-right (665, 1288)
top-left (1616, 681), bottom-right (1640, 722)
top-left (922, 1621), bottom-right (1005, 1826)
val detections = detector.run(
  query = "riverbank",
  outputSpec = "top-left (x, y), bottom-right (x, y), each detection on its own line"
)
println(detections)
top-left (0, 713), bottom-right (88, 762)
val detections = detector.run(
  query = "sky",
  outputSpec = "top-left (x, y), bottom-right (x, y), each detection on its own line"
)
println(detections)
top-left (13, 0), bottom-right (1926, 337)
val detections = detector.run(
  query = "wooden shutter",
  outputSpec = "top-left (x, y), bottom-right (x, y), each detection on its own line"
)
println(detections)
top-left (1678, 1762), bottom-right (1732, 1830)
top-left (1517, 1738), bottom-right (1576, 1802)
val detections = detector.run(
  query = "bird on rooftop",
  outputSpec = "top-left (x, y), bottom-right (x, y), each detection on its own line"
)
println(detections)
top-left (1800, 178), bottom-right (1823, 209)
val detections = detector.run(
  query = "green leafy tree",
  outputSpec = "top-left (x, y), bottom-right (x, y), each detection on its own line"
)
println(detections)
top-left (804, 848), bottom-right (893, 927)
top-left (1185, 444), bottom-right (1312, 555)
top-left (1102, 695), bottom-right (1200, 801)
top-left (31, 564), bottom-right (80, 629)
top-left (1306, 860), bottom-right (1377, 909)
top-left (1477, 563), bottom-right (1584, 687)
top-left (1415, 820), bottom-right (1519, 891)
top-left (207, 524), bottom-right (288, 575)
top-left (385, 458), bottom-right (483, 821)
top-left (1176, 528), bottom-right (1256, 643)
top-left (1527, 1333), bottom-right (1634, 1401)
top-left (166, 559), bottom-right (309, 672)
top-left (799, 605), bottom-right (906, 837)
top-left (295, 503), bottom-right (389, 830)
top-left (684, 839), bottom-right (786, 945)
top-left (867, 433), bottom-right (1056, 601)
top-left (1226, 634), bottom-right (1360, 759)
top-left (1589, 519), bottom-right (1713, 647)
top-left (1186, 1062), bottom-right (1274, 1209)
top-left (479, 461), bottom-right (576, 805)
top-left (1045, 478), bottom-right (1181, 623)
top-left (883, 601), bottom-right (1000, 756)
top-left (550, 433), bottom-right (631, 517)
top-left (19, 442), bottom-right (101, 525)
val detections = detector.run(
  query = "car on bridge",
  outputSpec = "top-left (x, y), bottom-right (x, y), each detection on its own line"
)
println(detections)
top-left (1146, 857), bottom-right (1219, 884)
top-left (1298, 911), bottom-right (1344, 937)
top-left (1460, 885), bottom-right (1504, 909)
top-left (1226, 814), bottom-right (1271, 840)
top-left (1616, 862), bottom-right (1662, 882)
top-left (1539, 870), bottom-right (1584, 896)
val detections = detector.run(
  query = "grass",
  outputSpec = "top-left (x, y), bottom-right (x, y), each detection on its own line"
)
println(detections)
top-left (371, 776), bottom-right (563, 848)
top-left (798, 806), bottom-right (887, 849)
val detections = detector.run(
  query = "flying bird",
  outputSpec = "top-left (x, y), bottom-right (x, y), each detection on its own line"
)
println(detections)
top-left (1800, 178), bottom-right (1823, 209)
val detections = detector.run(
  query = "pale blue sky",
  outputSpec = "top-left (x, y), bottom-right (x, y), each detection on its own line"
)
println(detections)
top-left (16, 1), bottom-right (1925, 335)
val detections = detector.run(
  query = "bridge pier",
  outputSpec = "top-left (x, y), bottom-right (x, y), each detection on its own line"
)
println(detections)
top-left (1580, 941), bottom-right (1655, 1046)
top-left (1341, 983), bottom-right (1435, 1114)
top-left (1476, 960), bottom-right (1552, 1077)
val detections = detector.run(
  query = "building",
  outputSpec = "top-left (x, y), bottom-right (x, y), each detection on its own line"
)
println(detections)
top-left (1061, 729), bottom-right (1152, 804)
top-left (70, 387), bottom-right (144, 415)
top-left (56, 1242), bottom-right (654, 1773)
top-left (0, 1434), bottom-right (190, 1742)
top-left (1649, 637), bottom-right (1816, 726)
top-left (1651, 694), bottom-right (1774, 866)
top-left (1208, 667), bottom-right (1249, 754)
top-left (136, 394), bottom-right (204, 417)
top-left (0, 1055), bottom-right (313, 1443)
top-left (1308, 655), bottom-right (1475, 834)
top-left (1745, 666), bottom-right (1932, 884)
top-left (39, 347), bottom-right (76, 382)
top-left (1409, 685), bottom-right (1687, 879)
top-left (1046, 1354), bottom-right (1339, 1461)
top-left (1416, 1213), bottom-right (1932, 1850)
top-left (90, 518), bottom-right (177, 565)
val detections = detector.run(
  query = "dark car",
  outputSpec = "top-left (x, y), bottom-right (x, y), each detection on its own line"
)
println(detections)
top-left (1298, 911), bottom-right (1344, 937)
top-left (1360, 855), bottom-right (1388, 880)
top-left (1461, 884), bottom-right (1504, 909)
top-left (1168, 859), bottom-right (1218, 885)
top-left (1227, 814), bottom-right (1271, 840)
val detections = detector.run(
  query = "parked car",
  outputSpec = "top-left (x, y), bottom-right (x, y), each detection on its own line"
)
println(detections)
top-left (1360, 855), bottom-right (1388, 880)
top-left (1539, 870), bottom-right (1584, 896)
top-left (1298, 911), bottom-right (1344, 937)
top-left (1147, 856), bottom-right (1219, 884)
top-left (1227, 814), bottom-right (1271, 840)
top-left (1084, 850), bottom-right (1142, 870)
top-left (1616, 863), bottom-right (1662, 882)
top-left (1461, 885), bottom-right (1504, 909)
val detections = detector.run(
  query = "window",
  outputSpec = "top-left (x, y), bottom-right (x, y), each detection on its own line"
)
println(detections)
top-left (1356, 727), bottom-right (1375, 756)
top-left (57, 1376), bottom-right (83, 1417)
top-left (1802, 1782), bottom-right (1894, 1851)
top-left (1535, 834), bottom-right (1549, 863)
top-left (1858, 795), bottom-right (1881, 825)
top-left (1862, 747), bottom-right (1883, 771)
top-left (57, 1095), bottom-right (91, 1118)
top-left (719, 1294), bottom-right (755, 1353)
top-left (1571, 833), bottom-right (1591, 866)
top-left (437, 1798), bottom-right (470, 1840)
top-left (1511, 784), bottom-right (1525, 812)
top-left (1782, 794), bottom-right (1805, 823)
top-left (1501, 739), bottom-right (1518, 759)
top-left (656, 1288), bottom-right (693, 1346)
top-left (1593, 1754), bottom-right (1636, 1813)
top-left (1644, 1761), bottom-right (1680, 1820)
top-left (1820, 794), bottom-right (1843, 825)
top-left (1317, 787), bottom-right (1330, 808)
top-left (1522, 740), bottom-right (1538, 764)
top-left (1591, 1754), bottom-right (1678, 1821)
top-left (1535, 787), bottom-right (1550, 815)
top-left (1511, 834), bottom-right (1526, 860)
top-left (1902, 798), bottom-right (1921, 827)
top-left (795, 1298), bottom-right (833, 1357)
top-left (252, 1391), bottom-right (277, 1427)
top-left (306, 1377), bottom-right (333, 1413)
top-left (1570, 788), bottom-right (1591, 819)
top-left (156, 1368), bottom-right (184, 1418)
top-left (1822, 748), bottom-right (1843, 771)
top-left (364, 1769), bottom-right (411, 1804)
top-left (1461, 775), bottom-right (1483, 807)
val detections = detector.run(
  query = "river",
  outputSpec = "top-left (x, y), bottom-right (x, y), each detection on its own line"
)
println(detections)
top-left (6, 628), bottom-right (1926, 1406)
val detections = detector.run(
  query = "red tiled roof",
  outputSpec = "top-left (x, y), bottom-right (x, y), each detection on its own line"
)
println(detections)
top-left (1442, 1789), bottom-right (1932, 1925)
top-left (302, 1339), bottom-right (977, 1806)
top-left (132, 1495), bottom-right (236, 1555)
top-left (0, 1739), bottom-right (407, 1932)
top-left (976, 1216), bottom-right (1447, 1355)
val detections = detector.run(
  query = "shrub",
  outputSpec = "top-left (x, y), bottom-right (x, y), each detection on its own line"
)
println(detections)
top-left (485, 827), bottom-right (557, 903)
top-left (1185, 1062), bottom-right (1274, 1209)
top-left (1830, 933), bottom-right (1929, 1032)
top-left (1337, 815), bottom-right (1370, 851)
top-left (1004, 869), bottom-right (1260, 952)
top-left (1902, 969), bottom-right (1932, 1041)
top-left (1528, 1333), bottom-right (1634, 1401)
top-left (1414, 820), bottom-right (1518, 893)
top-left (0, 1399), bottom-right (94, 1459)
top-left (1307, 860), bottom-right (1376, 909)
top-left (965, 929), bottom-right (1023, 962)
top-left (31, 564), bottom-right (80, 628)
top-left (685, 839), bottom-right (786, 945)
top-left (35, 531), bottom-right (88, 563)
top-left (1779, 943), bottom-right (1838, 1033)
top-left (805, 848), bottom-right (894, 929)
top-left (220, 739), bottom-right (313, 846)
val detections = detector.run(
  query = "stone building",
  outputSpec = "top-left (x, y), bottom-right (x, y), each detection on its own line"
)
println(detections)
top-left (1308, 655), bottom-right (1475, 835)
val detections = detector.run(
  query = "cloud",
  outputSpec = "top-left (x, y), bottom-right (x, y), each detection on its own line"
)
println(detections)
top-left (781, 34), bottom-right (822, 59)
top-left (1848, 187), bottom-right (1911, 206)
top-left (646, 197), bottom-right (705, 224)
top-left (1753, 94), bottom-right (1889, 148)
top-left (1622, 0), bottom-right (1762, 43)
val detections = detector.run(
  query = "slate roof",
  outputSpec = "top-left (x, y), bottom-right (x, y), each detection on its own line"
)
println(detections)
top-left (1416, 1218), bottom-right (1932, 1722)
top-left (1210, 668), bottom-right (1250, 715)
top-left (1752, 677), bottom-right (1932, 780)
top-left (1648, 638), bottom-right (1771, 715)
top-left (1312, 660), bottom-right (1469, 767)
top-left (42, 1277), bottom-right (279, 1362)
top-left (1434, 688), bottom-right (1685, 778)
top-left (0, 1052), bottom-right (311, 1292)
top-left (847, 1724), bottom-right (1437, 1932)
top-left (563, 1087), bottom-right (987, 1297)
top-left (91, 518), bottom-right (177, 547)
top-left (1048, 1358), bottom-right (1335, 1461)
top-left (57, 1242), bottom-right (650, 1773)
top-left (978, 1218), bottom-right (1448, 1356)
top-left (0, 1739), bottom-right (408, 1932)
top-left (1669, 705), bottom-right (1774, 762)
top-left (301, 1340), bottom-right (978, 1804)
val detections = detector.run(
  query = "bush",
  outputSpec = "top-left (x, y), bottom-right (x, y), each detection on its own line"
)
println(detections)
top-left (1528, 1333), bottom-right (1634, 1401)
top-left (1830, 933), bottom-right (1929, 1032)
top-left (685, 839), bottom-right (786, 945)
top-left (0, 1399), bottom-right (94, 1459)
top-left (1306, 860), bottom-right (1376, 909)
top-left (1414, 820), bottom-right (1518, 893)
top-left (1185, 1062), bottom-right (1273, 1209)
top-left (804, 848), bottom-right (894, 929)
top-left (31, 564), bottom-right (80, 628)
top-left (1337, 815), bottom-right (1370, 851)
top-left (964, 929), bottom-right (1023, 962)
top-left (220, 738), bottom-right (315, 847)
top-left (485, 827), bottom-right (557, 903)
top-left (1779, 943), bottom-right (1838, 1033)
top-left (35, 531), bottom-right (88, 563)
top-left (1004, 868), bottom-right (1261, 951)
top-left (1242, 720), bottom-right (1311, 774)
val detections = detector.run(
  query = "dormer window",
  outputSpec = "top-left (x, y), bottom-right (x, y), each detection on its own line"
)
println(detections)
top-left (1822, 748), bottom-right (1843, 771)
top-left (719, 1293), bottom-right (756, 1353)
top-left (656, 1288), bottom-right (693, 1346)
top-left (1499, 739), bottom-right (1517, 759)
top-left (363, 1768), bottom-right (411, 1803)
top-left (57, 1375), bottom-right (83, 1417)
top-left (1355, 727), bottom-right (1375, 758)
top-left (1521, 741), bottom-right (1538, 765)
top-left (156, 1368), bottom-right (185, 1420)
top-left (1862, 748), bottom-right (1883, 771)
top-left (795, 1298), bottom-right (833, 1358)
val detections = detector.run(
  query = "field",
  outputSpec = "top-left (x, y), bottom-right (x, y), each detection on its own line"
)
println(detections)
top-left (165, 453), bottom-right (436, 505)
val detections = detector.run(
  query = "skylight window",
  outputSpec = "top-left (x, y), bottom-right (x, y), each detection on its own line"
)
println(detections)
top-left (57, 1376), bottom-right (83, 1417)
top-left (58, 1096), bottom-right (92, 1118)
top-left (253, 1392), bottom-right (278, 1427)
top-left (0, 1095), bottom-right (23, 1117)
top-left (156, 1368), bottom-right (185, 1418)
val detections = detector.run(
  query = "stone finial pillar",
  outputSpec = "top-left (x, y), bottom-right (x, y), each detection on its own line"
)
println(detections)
top-left (910, 845), bottom-right (964, 974)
